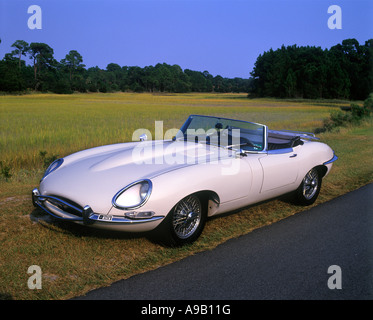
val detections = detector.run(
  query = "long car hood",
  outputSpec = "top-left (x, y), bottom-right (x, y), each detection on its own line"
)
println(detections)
top-left (40, 140), bottom-right (233, 213)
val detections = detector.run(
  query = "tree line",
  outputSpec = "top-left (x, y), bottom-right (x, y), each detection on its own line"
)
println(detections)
top-left (250, 38), bottom-right (373, 100)
top-left (0, 38), bottom-right (371, 99)
top-left (0, 40), bottom-right (251, 94)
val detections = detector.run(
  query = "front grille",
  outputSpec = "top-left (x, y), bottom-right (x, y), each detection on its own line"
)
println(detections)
top-left (46, 196), bottom-right (84, 217)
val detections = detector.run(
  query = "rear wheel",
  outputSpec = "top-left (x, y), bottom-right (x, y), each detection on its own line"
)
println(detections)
top-left (295, 168), bottom-right (322, 205)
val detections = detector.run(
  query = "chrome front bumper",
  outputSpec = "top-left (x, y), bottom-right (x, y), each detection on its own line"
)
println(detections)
top-left (32, 188), bottom-right (164, 228)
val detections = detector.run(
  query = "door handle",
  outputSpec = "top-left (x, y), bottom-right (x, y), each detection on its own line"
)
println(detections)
top-left (289, 154), bottom-right (297, 158)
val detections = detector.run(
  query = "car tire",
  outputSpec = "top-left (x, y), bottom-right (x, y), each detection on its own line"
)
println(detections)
top-left (154, 194), bottom-right (207, 247)
top-left (295, 167), bottom-right (322, 205)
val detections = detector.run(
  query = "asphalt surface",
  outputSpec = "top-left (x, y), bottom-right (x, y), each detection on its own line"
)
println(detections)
top-left (75, 183), bottom-right (373, 300)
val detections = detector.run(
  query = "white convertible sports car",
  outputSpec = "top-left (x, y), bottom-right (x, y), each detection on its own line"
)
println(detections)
top-left (32, 115), bottom-right (337, 245)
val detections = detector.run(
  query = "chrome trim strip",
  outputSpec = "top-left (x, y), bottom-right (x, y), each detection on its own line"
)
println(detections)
top-left (185, 114), bottom-right (265, 129)
top-left (263, 124), bottom-right (268, 152)
top-left (323, 152), bottom-right (338, 165)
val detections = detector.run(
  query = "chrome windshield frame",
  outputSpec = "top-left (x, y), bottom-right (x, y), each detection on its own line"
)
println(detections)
top-left (177, 114), bottom-right (268, 153)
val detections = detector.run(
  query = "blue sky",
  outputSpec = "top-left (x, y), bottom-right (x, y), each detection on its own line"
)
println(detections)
top-left (0, 0), bottom-right (372, 78)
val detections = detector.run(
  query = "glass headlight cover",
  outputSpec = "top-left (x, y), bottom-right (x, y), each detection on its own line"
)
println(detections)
top-left (112, 179), bottom-right (152, 210)
top-left (41, 158), bottom-right (64, 181)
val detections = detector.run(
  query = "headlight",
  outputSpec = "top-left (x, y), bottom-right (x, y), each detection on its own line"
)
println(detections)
top-left (41, 158), bottom-right (64, 181)
top-left (112, 179), bottom-right (152, 210)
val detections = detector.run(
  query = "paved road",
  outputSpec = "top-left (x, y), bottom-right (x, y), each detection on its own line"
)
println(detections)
top-left (75, 184), bottom-right (373, 300)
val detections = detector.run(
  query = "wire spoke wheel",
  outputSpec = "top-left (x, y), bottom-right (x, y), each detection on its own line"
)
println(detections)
top-left (172, 195), bottom-right (202, 240)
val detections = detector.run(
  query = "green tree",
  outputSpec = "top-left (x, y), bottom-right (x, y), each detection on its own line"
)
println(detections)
top-left (1, 39), bottom-right (253, 94)
top-left (284, 69), bottom-right (296, 98)
top-left (11, 40), bottom-right (29, 69)
top-left (359, 39), bottom-right (373, 99)
top-left (185, 69), bottom-right (209, 92)
top-left (0, 54), bottom-right (26, 91)
top-left (28, 42), bottom-right (54, 89)
top-left (61, 50), bottom-right (84, 81)
top-left (250, 40), bottom-right (371, 99)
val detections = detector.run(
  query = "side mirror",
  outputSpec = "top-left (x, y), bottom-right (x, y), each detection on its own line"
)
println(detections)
top-left (239, 149), bottom-right (247, 157)
top-left (139, 134), bottom-right (148, 142)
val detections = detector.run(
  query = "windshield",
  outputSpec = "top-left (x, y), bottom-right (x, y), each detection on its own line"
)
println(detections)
top-left (175, 115), bottom-right (267, 152)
